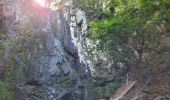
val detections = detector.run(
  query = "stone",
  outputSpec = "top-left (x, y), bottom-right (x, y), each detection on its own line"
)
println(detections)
top-left (0, 1), bottom-right (96, 100)
top-left (154, 96), bottom-right (165, 100)
top-left (76, 9), bottom-right (85, 24)
top-left (61, 63), bottom-right (70, 75)
top-left (77, 81), bottom-right (85, 89)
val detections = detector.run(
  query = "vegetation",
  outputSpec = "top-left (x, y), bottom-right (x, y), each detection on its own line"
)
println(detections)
top-left (56, 74), bottom-right (71, 88)
top-left (0, 81), bottom-right (14, 100)
top-left (78, 0), bottom-right (170, 61)
top-left (24, 85), bottom-right (36, 93)
top-left (74, 0), bottom-right (170, 72)
top-left (73, 0), bottom-right (170, 97)
top-left (0, 16), bottom-right (42, 99)
top-left (0, 0), bottom-right (169, 99)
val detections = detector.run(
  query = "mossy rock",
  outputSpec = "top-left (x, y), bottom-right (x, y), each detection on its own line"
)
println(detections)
top-left (57, 74), bottom-right (71, 88)
top-left (88, 86), bottom-right (104, 99)
top-left (24, 85), bottom-right (36, 93)
top-left (157, 47), bottom-right (170, 54)
top-left (0, 41), bottom-right (4, 56)
top-left (0, 81), bottom-right (14, 100)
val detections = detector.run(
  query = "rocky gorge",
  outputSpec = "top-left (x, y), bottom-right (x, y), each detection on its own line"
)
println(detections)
top-left (0, 0), bottom-right (118, 99)
top-left (0, 0), bottom-right (170, 100)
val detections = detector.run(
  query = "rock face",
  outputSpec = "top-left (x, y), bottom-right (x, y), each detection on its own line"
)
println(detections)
top-left (0, 0), bottom-right (92, 100)
top-left (0, 0), bottom-right (16, 78)
top-left (0, 0), bottom-right (16, 31)
top-left (64, 1), bottom-right (120, 86)
top-left (0, 0), bottom-right (144, 100)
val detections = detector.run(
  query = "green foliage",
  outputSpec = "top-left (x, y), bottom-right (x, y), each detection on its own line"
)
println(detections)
top-left (82, 0), bottom-right (170, 62)
top-left (3, 31), bottom-right (40, 82)
top-left (82, 69), bottom-right (125, 98)
top-left (0, 41), bottom-right (4, 56)
top-left (88, 86), bottom-right (104, 99)
top-left (1, 23), bottom-right (42, 98)
top-left (77, 0), bottom-right (169, 96)
top-left (24, 85), bottom-right (36, 93)
top-left (0, 8), bottom-right (47, 99)
top-left (86, 72), bottom-right (125, 99)
top-left (0, 81), bottom-right (14, 100)
top-left (56, 74), bottom-right (70, 88)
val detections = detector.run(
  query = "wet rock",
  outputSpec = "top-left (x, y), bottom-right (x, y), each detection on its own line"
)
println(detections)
top-left (63, 21), bottom-right (78, 57)
top-left (47, 86), bottom-right (70, 100)
top-left (0, 1), bottom-right (95, 100)
top-left (77, 81), bottom-right (85, 89)
top-left (69, 71), bottom-right (78, 85)
top-left (27, 85), bottom-right (70, 100)
top-left (61, 63), bottom-right (70, 75)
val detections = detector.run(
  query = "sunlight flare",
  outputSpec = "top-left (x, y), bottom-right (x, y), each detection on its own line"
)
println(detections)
top-left (35, 0), bottom-right (46, 7)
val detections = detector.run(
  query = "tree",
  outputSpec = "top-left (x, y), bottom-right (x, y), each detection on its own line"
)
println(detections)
top-left (77, 0), bottom-right (170, 63)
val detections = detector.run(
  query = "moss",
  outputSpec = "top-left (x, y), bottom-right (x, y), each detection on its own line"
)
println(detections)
top-left (0, 41), bottom-right (4, 56)
top-left (104, 82), bottom-right (119, 96)
top-left (3, 49), bottom-right (16, 81)
top-left (88, 86), bottom-right (104, 99)
top-left (58, 74), bottom-right (68, 82)
top-left (0, 20), bottom-right (42, 98)
top-left (81, 79), bottom-right (104, 99)
top-left (24, 85), bottom-right (36, 93)
top-left (83, 71), bottom-right (126, 99)
top-left (0, 40), bottom-right (8, 56)
top-left (157, 47), bottom-right (170, 54)
top-left (0, 80), bottom-right (14, 100)
top-left (0, 28), bottom-right (5, 34)
top-left (86, 81), bottom-right (123, 99)
top-left (57, 74), bottom-right (70, 88)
